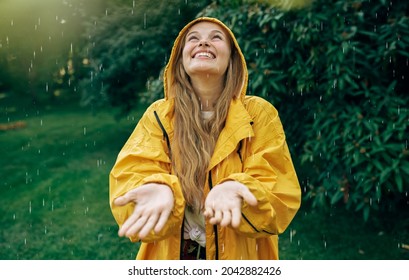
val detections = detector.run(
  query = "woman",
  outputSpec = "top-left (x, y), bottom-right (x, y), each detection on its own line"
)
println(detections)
top-left (109, 17), bottom-right (301, 260)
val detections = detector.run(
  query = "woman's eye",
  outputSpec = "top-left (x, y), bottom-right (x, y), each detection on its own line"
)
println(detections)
top-left (213, 35), bottom-right (222, 40)
top-left (188, 36), bottom-right (199, 41)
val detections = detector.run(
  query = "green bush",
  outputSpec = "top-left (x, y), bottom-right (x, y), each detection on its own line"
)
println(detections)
top-left (200, 0), bottom-right (409, 220)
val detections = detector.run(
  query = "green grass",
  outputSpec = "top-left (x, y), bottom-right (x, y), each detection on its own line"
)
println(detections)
top-left (1, 99), bottom-right (408, 260)
top-left (0, 99), bottom-right (143, 259)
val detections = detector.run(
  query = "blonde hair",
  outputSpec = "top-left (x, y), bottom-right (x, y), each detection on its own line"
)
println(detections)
top-left (169, 21), bottom-right (245, 211)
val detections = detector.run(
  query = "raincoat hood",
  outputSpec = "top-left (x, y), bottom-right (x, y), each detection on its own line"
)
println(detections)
top-left (163, 17), bottom-right (248, 101)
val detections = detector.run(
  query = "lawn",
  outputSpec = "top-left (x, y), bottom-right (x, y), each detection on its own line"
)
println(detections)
top-left (1, 99), bottom-right (408, 260)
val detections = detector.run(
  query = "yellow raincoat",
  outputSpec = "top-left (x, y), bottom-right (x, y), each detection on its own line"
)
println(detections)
top-left (110, 17), bottom-right (301, 260)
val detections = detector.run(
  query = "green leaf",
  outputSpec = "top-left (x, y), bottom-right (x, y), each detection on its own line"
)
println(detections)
top-left (395, 170), bottom-right (403, 193)
top-left (372, 159), bottom-right (384, 171)
top-left (330, 189), bottom-right (344, 205)
top-left (401, 161), bottom-right (409, 176)
top-left (379, 167), bottom-right (392, 184)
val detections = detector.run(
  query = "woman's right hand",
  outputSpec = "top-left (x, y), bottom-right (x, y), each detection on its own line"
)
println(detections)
top-left (114, 183), bottom-right (174, 239)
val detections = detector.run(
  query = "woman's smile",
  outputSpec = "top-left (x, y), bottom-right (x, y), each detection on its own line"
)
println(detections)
top-left (183, 21), bottom-right (231, 77)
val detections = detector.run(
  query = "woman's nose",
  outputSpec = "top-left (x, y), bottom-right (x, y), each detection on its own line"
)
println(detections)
top-left (199, 39), bottom-right (210, 47)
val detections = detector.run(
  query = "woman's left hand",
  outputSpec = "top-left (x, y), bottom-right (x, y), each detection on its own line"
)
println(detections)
top-left (203, 180), bottom-right (257, 228)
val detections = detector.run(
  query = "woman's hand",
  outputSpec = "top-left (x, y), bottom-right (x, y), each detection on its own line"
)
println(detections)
top-left (114, 183), bottom-right (174, 239)
top-left (203, 180), bottom-right (257, 228)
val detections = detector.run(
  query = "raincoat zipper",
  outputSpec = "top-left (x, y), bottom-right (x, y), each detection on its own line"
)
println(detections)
top-left (153, 111), bottom-right (172, 161)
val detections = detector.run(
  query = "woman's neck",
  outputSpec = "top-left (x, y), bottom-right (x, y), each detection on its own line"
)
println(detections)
top-left (190, 75), bottom-right (224, 111)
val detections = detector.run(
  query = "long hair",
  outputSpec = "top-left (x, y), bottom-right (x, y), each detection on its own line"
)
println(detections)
top-left (169, 22), bottom-right (245, 211)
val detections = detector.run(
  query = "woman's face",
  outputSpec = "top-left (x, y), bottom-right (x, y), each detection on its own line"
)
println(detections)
top-left (182, 21), bottom-right (231, 78)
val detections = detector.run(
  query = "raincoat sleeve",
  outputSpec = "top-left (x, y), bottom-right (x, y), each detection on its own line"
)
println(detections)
top-left (220, 97), bottom-right (301, 238)
top-left (109, 101), bottom-right (184, 243)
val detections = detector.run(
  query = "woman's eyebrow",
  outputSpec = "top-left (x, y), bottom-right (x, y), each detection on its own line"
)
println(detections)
top-left (186, 31), bottom-right (199, 37)
top-left (212, 30), bottom-right (224, 34)
top-left (210, 30), bottom-right (226, 36)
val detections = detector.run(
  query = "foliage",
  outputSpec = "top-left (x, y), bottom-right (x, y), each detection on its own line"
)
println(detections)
top-left (79, 0), bottom-right (210, 113)
top-left (198, 0), bottom-right (409, 220)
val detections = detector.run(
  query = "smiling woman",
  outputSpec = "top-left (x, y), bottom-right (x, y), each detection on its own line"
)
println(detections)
top-left (109, 17), bottom-right (301, 260)
top-left (182, 22), bottom-right (232, 112)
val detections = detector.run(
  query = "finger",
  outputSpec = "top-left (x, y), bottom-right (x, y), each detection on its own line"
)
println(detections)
top-left (231, 207), bottom-right (242, 228)
top-left (124, 215), bottom-right (148, 238)
top-left (203, 207), bottom-right (214, 218)
top-left (220, 210), bottom-right (232, 227)
top-left (118, 210), bottom-right (142, 236)
top-left (154, 208), bottom-right (172, 233)
top-left (213, 210), bottom-right (222, 223)
top-left (210, 210), bottom-right (222, 225)
top-left (114, 195), bottom-right (130, 206)
top-left (241, 190), bottom-right (258, 206)
top-left (114, 191), bottom-right (137, 206)
top-left (138, 213), bottom-right (160, 239)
